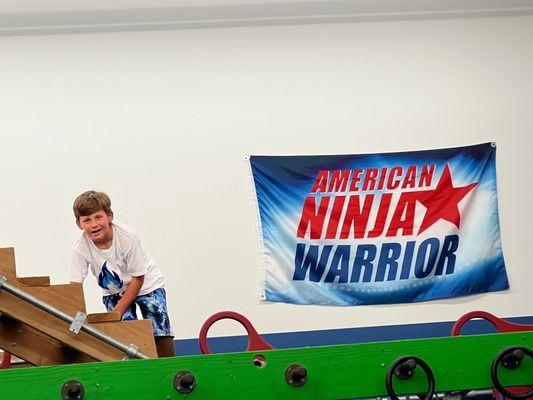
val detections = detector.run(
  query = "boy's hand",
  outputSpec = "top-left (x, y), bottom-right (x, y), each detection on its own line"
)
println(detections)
top-left (113, 275), bottom-right (145, 318)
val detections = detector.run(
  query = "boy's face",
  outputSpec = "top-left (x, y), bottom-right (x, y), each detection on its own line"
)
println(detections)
top-left (76, 210), bottom-right (114, 246)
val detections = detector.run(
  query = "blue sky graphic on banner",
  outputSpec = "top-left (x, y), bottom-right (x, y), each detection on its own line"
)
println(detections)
top-left (249, 143), bottom-right (509, 305)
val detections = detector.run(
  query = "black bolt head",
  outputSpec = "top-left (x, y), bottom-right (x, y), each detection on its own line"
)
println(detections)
top-left (502, 349), bottom-right (525, 369)
top-left (285, 364), bottom-right (308, 387)
top-left (173, 371), bottom-right (196, 394)
top-left (61, 380), bottom-right (84, 400)
top-left (394, 358), bottom-right (417, 380)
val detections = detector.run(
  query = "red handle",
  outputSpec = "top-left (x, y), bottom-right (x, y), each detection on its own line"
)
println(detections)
top-left (0, 352), bottom-right (12, 369)
top-left (199, 311), bottom-right (274, 354)
top-left (452, 311), bottom-right (533, 336)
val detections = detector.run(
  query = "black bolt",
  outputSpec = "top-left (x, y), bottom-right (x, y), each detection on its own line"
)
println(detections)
top-left (394, 358), bottom-right (417, 380)
top-left (502, 349), bottom-right (525, 369)
top-left (61, 380), bottom-right (84, 400)
top-left (285, 364), bottom-right (308, 387)
top-left (173, 371), bottom-right (196, 394)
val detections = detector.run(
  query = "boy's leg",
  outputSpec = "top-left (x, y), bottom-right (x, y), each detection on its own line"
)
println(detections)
top-left (102, 294), bottom-right (137, 320)
top-left (135, 288), bottom-right (175, 357)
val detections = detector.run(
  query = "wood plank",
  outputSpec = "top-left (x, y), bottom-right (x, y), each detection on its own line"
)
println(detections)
top-left (90, 319), bottom-right (157, 356)
top-left (0, 315), bottom-right (96, 366)
top-left (87, 311), bottom-right (121, 323)
top-left (0, 248), bottom-right (18, 285)
top-left (23, 284), bottom-right (87, 315)
top-left (17, 276), bottom-right (50, 287)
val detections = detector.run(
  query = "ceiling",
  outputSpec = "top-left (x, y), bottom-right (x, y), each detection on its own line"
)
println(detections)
top-left (1, 0), bottom-right (532, 36)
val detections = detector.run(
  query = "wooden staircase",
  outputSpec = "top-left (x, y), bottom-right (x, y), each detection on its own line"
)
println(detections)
top-left (0, 247), bottom-right (157, 366)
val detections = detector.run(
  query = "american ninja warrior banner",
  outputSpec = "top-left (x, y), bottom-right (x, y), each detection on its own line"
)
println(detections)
top-left (248, 142), bottom-right (509, 305)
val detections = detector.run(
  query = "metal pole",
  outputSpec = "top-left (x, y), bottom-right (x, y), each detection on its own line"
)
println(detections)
top-left (0, 276), bottom-right (148, 360)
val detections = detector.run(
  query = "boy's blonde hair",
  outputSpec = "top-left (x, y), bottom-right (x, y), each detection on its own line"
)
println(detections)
top-left (73, 190), bottom-right (113, 220)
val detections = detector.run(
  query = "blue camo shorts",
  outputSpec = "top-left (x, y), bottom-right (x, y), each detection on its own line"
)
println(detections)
top-left (102, 288), bottom-right (174, 337)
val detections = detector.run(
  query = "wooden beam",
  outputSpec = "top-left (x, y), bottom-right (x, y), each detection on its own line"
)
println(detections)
top-left (87, 312), bottom-right (121, 323)
top-left (0, 332), bottom-right (531, 399)
top-left (0, 248), bottom-right (18, 285)
top-left (17, 276), bottom-right (50, 287)
top-left (0, 315), bottom-right (96, 366)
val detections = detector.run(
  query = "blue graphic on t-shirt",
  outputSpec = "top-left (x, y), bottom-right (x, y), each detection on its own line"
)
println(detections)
top-left (97, 262), bottom-right (123, 294)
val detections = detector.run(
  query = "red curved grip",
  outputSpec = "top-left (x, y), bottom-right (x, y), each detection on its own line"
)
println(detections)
top-left (199, 311), bottom-right (274, 354)
top-left (452, 311), bottom-right (533, 400)
top-left (452, 311), bottom-right (533, 336)
top-left (0, 352), bottom-right (12, 369)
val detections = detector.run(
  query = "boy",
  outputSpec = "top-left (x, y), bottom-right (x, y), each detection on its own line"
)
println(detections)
top-left (69, 190), bottom-right (175, 357)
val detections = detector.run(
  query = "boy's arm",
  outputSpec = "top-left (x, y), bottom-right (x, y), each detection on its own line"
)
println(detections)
top-left (70, 249), bottom-right (89, 284)
top-left (114, 275), bottom-right (145, 318)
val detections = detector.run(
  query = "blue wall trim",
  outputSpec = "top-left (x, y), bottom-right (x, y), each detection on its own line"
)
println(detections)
top-left (174, 315), bottom-right (533, 356)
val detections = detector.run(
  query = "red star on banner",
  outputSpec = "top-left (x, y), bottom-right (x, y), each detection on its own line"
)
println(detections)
top-left (417, 163), bottom-right (477, 235)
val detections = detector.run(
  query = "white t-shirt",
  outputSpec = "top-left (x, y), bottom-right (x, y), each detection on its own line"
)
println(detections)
top-left (70, 222), bottom-right (165, 296)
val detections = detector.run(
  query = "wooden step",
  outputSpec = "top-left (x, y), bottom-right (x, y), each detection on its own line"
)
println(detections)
top-left (17, 276), bottom-right (50, 287)
top-left (87, 311), bottom-right (121, 323)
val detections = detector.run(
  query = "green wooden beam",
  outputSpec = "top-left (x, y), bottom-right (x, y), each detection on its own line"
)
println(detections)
top-left (0, 332), bottom-right (531, 399)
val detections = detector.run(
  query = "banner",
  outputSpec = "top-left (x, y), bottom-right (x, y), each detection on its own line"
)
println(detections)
top-left (249, 143), bottom-right (509, 305)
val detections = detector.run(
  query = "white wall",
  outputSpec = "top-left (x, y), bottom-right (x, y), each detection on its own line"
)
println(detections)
top-left (0, 16), bottom-right (531, 340)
